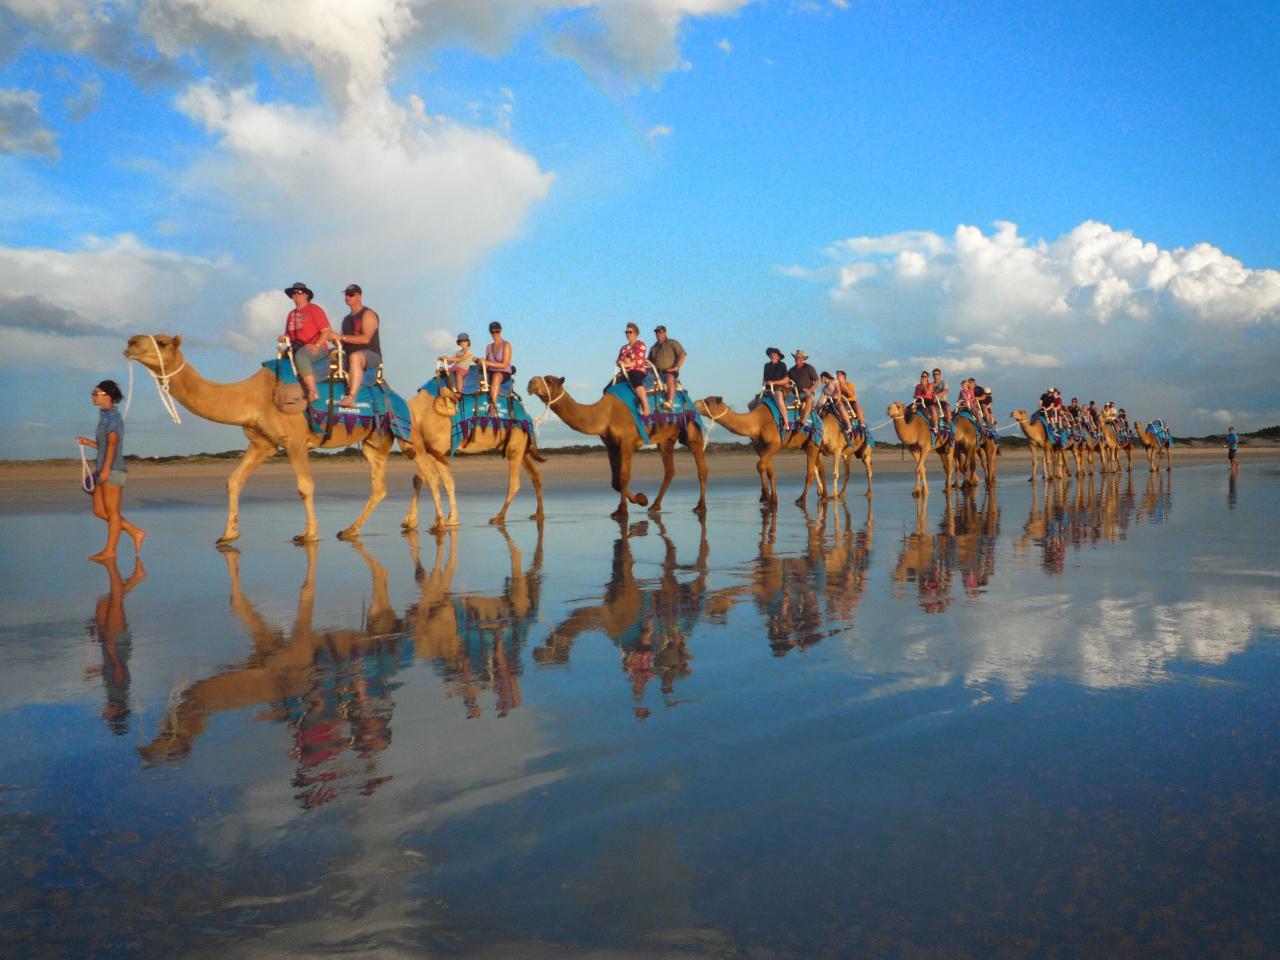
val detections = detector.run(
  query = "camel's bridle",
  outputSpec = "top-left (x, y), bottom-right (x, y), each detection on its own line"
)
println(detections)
top-left (144, 335), bottom-right (187, 424)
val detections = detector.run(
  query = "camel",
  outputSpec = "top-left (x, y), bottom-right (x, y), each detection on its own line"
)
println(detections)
top-left (694, 396), bottom-right (825, 505)
top-left (1133, 421), bottom-right (1173, 472)
top-left (1011, 409), bottom-right (1067, 482)
top-left (812, 413), bottom-right (875, 500)
top-left (951, 414), bottom-right (987, 489)
top-left (124, 334), bottom-right (424, 544)
top-left (886, 402), bottom-right (955, 498)
top-left (401, 381), bottom-right (546, 531)
top-left (528, 376), bottom-right (708, 517)
top-left (1100, 421), bottom-right (1134, 473)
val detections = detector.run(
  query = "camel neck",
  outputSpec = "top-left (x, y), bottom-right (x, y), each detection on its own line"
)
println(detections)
top-left (551, 390), bottom-right (611, 436)
top-left (162, 363), bottom-right (264, 428)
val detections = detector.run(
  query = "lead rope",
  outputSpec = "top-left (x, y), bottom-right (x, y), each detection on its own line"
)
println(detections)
top-left (146, 335), bottom-right (186, 424)
top-left (533, 384), bottom-right (564, 439)
top-left (696, 401), bottom-right (728, 451)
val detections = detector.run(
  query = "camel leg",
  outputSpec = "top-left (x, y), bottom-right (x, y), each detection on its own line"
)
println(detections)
top-left (282, 439), bottom-right (320, 543)
top-left (523, 452), bottom-right (545, 521)
top-left (861, 446), bottom-right (874, 497)
top-left (913, 448), bottom-right (928, 498)
top-left (491, 440), bottom-right (522, 524)
top-left (338, 437), bottom-right (391, 540)
top-left (759, 443), bottom-right (781, 504)
top-left (218, 436), bottom-right (276, 544)
top-left (686, 431), bottom-right (709, 515)
top-left (431, 460), bottom-right (459, 532)
top-left (606, 442), bottom-right (628, 518)
top-left (403, 457), bottom-right (443, 532)
top-left (649, 438), bottom-right (677, 513)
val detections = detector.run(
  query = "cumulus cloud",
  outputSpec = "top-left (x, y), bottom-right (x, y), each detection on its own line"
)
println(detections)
top-left (176, 83), bottom-right (553, 279)
top-left (224, 289), bottom-right (281, 354)
top-left (647, 123), bottom-right (673, 140)
top-left (716, 37), bottom-right (732, 53)
top-left (0, 88), bottom-right (58, 157)
top-left (790, 220), bottom-right (1280, 431)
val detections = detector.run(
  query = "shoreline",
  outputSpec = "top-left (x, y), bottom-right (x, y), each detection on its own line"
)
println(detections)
top-left (1, 446), bottom-right (1269, 514)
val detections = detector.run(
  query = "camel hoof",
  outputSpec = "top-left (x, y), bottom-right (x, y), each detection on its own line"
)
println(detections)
top-left (610, 508), bottom-right (628, 520)
top-left (912, 489), bottom-right (921, 499)
top-left (215, 543), bottom-right (240, 556)
top-left (293, 534), bottom-right (320, 544)
top-left (216, 533), bottom-right (240, 545)
top-left (634, 493), bottom-right (650, 507)
top-left (692, 504), bottom-right (707, 516)
top-left (647, 504), bottom-right (662, 514)
top-left (529, 512), bottom-right (545, 521)
top-left (336, 528), bottom-right (359, 541)
top-left (488, 516), bottom-right (507, 526)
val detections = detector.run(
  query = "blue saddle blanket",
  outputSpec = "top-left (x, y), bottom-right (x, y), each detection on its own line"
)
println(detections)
top-left (1106, 420), bottom-right (1136, 445)
top-left (422, 378), bottom-right (532, 455)
top-left (749, 394), bottom-right (823, 444)
top-left (1030, 410), bottom-right (1066, 447)
top-left (1145, 421), bottom-right (1174, 446)
top-left (955, 409), bottom-right (998, 444)
top-left (604, 382), bottom-right (704, 440)
top-left (904, 403), bottom-right (953, 445)
top-left (264, 360), bottom-right (412, 441)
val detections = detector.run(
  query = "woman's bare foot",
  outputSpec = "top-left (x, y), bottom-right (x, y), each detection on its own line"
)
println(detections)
top-left (88, 550), bottom-right (116, 562)
top-left (132, 528), bottom-right (147, 553)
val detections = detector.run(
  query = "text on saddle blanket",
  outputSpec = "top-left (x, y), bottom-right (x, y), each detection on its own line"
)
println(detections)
top-left (422, 378), bottom-right (533, 456)
top-left (262, 359), bottom-right (412, 441)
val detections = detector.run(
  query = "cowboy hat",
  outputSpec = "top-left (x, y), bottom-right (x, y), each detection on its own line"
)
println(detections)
top-left (284, 281), bottom-right (314, 299)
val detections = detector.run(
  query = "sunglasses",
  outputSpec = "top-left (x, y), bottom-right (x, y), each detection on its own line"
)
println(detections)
top-left (91, 389), bottom-right (106, 396)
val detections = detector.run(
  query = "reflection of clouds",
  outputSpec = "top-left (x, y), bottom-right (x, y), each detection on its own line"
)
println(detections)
top-left (850, 588), bottom-right (1278, 700)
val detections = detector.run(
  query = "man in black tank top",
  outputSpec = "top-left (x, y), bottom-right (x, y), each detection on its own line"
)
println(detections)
top-left (330, 284), bottom-right (382, 406)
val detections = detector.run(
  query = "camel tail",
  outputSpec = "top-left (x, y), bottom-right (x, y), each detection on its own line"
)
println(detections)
top-left (525, 430), bottom-right (548, 463)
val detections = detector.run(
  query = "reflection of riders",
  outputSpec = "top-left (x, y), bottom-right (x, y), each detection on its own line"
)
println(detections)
top-left (87, 558), bottom-right (146, 734)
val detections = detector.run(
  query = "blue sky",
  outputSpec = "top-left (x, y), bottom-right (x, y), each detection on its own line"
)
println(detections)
top-left (1, 0), bottom-right (1278, 457)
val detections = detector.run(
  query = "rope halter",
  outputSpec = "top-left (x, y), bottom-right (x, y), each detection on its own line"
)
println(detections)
top-left (532, 378), bottom-right (564, 430)
top-left (146, 334), bottom-right (186, 424)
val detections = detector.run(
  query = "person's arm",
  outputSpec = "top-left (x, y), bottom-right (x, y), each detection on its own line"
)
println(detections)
top-left (77, 435), bottom-right (98, 448)
top-left (307, 307), bottom-right (331, 347)
top-left (339, 310), bottom-right (379, 346)
top-left (672, 342), bottom-right (687, 371)
top-left (99, 429), bottom-right (118, 483)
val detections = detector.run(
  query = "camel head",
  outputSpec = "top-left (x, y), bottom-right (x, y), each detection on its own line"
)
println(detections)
top-left (527, 375), bottom-right (564, 402)
top-left (886, 401), bottom-right (905, 420)
top-left (124, 333), bottom-right (184, 372)
top-left (1011, 409), bottom-right (1028, 424)
top-left (697, 396), bottom-right (726, 417)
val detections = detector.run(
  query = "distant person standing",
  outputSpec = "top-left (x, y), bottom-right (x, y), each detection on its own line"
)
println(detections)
top-left (648, 325), bottom-right (686, 412)
top-left (279, 281), bottom-right (332, 403)
top-left (329, 283), bottom-right (381, 407)
top-left (1227, 426), bottom-right (1239, 474)
top-left (77, 380), bottom-right (146, 562)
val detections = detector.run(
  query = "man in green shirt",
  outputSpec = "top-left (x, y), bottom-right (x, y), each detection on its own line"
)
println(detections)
top-left (648, 325), bottom-right (687, 411)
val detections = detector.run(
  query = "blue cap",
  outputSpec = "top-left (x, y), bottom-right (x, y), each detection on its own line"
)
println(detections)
top-left (456, 332), bottom-right (470, 343)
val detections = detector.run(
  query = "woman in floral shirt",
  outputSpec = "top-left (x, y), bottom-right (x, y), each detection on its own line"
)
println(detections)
top-left (616, 322), bottom-right (651, 416)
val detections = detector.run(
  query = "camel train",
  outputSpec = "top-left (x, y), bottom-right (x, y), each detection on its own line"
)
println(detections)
top-left (124, 334), bottom-right (1172, 542)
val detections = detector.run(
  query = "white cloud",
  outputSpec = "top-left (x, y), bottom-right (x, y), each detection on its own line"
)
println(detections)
top-left (424, 328), bottom-right (456, 351)
top-left (716, 37), bottom-right (732, 53)
top-left (176, 83), bottom-right (553, 280)
top-left (0, 88), bottom-right (59, 158)
top-left (225, 290), bottom-right (282, 354)
top-left (796, 220), bottom-right (1280, 431)
top-left (647, 123), bottom-right (673, 140)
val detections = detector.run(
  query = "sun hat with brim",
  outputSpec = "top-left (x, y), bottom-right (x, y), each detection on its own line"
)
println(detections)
top-left (284, 281), bottom-right (314, 298)
top-left (765, 347), bottom-right (783, 359)
top-left (792, 349), bottom-right (809, 361)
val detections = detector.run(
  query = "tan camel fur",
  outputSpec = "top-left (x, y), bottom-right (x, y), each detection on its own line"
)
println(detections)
top-left (1133, 421), bottom-right (1173, 472)
top-left (529, 376), bottom-right (709, 517)
top-left (814, 413), bottom-right (875, 500)
top-left (1101, 421), bottom-right (1135, 472)
top-left (886, 402), bottom-right (955, 498)
top-left (1011, 409), bottom-right (1066, 482)
top-left (124, 334), bottom-right (423, 544)
top-left (695, 396), bottom-right (823, 505)
top-left (402, 382), bottom-right (546, 532)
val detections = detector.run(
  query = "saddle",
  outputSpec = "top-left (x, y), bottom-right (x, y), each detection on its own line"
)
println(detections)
top-left (422, 378), bottom-right (533, 455)
top-left (263, 357), bottom-right (412, 441)
top-left (604, 381), bottom-right (704, 440)
top-left (905, 402), bottom-right (952, 444)
top-left (752, 393), bottom-right (822, 444)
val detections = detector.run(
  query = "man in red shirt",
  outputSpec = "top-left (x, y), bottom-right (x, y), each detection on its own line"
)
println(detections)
top-left (279, 281), bottom-right (332, 402)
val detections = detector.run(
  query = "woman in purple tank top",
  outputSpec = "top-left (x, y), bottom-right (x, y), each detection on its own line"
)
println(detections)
top-left (481, 321), bottom-right (512, 411)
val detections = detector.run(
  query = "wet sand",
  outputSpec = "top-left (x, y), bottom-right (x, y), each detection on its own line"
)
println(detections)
top-left (1, 445), bottom-right (1271, 513)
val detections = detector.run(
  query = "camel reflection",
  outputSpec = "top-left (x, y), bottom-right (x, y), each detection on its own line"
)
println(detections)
top-left (891, 490), bottom-right (998, 611)
top-left (139, 528), bottom-right (543, 806)
top-left (404, 526), bottom-right (542, 719)
top-left (85, 558), bottom-right (146, 734)
top-left (1014, 475), bottom-right (1140, 574)
top-left (534, 517), bottom-right (710, 717)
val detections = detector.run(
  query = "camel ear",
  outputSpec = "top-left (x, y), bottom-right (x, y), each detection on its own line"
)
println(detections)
top-left (550, 376), bottom-right (564, 388)
top-left (433, 395), bottom-right (457, 417)
top-left (172, 335), bottom-right (183, 348)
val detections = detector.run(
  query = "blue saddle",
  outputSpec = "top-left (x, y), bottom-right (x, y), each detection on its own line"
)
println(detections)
top-left (750, 393), bottom-right (823, 444)
top-left (1030, 410), bottom-right (1066, 447)
top-left (955, 408), bottom-right (998, 445)
top-left (1146, 421), bottom-right (1174, 446)
top-left (422, 378), bottom-right (532, 455)
top-left (263, 359), bottom-right (412, 441)
top-left (604, 382), bottom-right (705, 440)
top-left (905, 403), bottom-right (953, 445)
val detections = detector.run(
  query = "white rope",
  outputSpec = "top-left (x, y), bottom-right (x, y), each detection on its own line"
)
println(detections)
top-left (145, 335), bottom-right (186, 425)
top-left (78, 439), bottom-right (96, 493)
top-left (533, 382), bottom-right (564, 431)
top-left (695, 400), bottom-right (728, 450)
top-left (122, 360), bottom-right (134, 420)
top-left (866, 417), bottom-right (891, 432)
